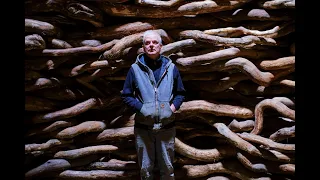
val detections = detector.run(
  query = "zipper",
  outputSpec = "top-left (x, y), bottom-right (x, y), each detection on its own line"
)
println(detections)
top-left (155, 67), bottom-right (169, 123)
top-left (154, 87), bottom-right (159, 123)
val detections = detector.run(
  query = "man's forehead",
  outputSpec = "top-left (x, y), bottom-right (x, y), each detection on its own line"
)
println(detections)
top-left (144, 34), bottom-right (160, 40)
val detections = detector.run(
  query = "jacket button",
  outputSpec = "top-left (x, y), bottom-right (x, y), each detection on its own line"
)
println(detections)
top-left (161, 104), bottom-right (165, 108)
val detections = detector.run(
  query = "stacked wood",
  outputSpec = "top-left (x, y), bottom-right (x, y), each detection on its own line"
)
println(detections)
top-left (25, 0), bottom-right (295, 179)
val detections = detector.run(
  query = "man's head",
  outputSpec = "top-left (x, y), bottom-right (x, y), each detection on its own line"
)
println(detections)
top-left (142, 30), bottom-right (162, 60)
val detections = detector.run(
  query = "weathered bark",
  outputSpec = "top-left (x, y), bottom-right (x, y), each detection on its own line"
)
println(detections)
top-left (161, 39), bottom-right (197, 56)
top-left (49, 38), bottom-right (73, 49)
top-left (175, 138), bottom-right (237, 162)
top-left (180, 30), bottom-right (277, 47)
top-left (25, 119), bottom-right (78, 137)
top-left (236, 152), bottom-right (295, 174)
top-left (251, 98), bottom-right (295, 135)
top-left (238, 132), bottom-right (295, 152)
top-left (176, 47), bottom-right (283, 68)
top-left (27, 39), bottom-right (118, 56)
top-left (269, 125), bottom-right (295, 142)
top-left (258, 0), bottom-right (295, 9)
top-left (25, 18), bottom-right (61, 37)
top-left (25, 139), bottom-right (73, 154)
top-left (83, 159), bottom-right (138, 170)
top-left (228, 119), bottom-right (255, 132)
top-left (31, 98), bottom-right (98, 124)
top-left (273, 79), bottom-right (295, 88)
top-left (215, 8), bottom-right (293, 22)
top-left (54, 145), bottom-right (119, 159)
top-left (58, 169), bottom-right (139, 179)
top-left (98, 1), bottom-right (249, 18)
top-left (67, 39), bottom-right (102, 47)
top-left (213, 123), bottom-right (262, 156)
top-left (177, 100), bottom-right (254, 119)
top-left (25, 0), bottom-right (104, 27)
top-left (25, 156), bottom-right (99, 179)
top-left (257, 56), bottom-right (295, 71)
top-left (204, 22), bottom-right (294, 39)
top-left (136, 0), bottom-right (183, 7)
top-left (176, 160), bottom-right (272, 179)
top-left (25, 34), bottom-right (46, 51)
top-left (147, 15), bottom-right (234, 30)
top-left (56, 121), bottom-right (107, 139)
top-left (94, 127), bottom-right (134, 142)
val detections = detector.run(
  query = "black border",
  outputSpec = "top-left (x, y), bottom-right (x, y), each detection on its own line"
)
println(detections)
top-left (2, 0), bottom-right (25, 179)
top-left (296, 0), bottom-right (316, 179)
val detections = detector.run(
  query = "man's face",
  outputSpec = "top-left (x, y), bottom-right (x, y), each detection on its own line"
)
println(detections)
top-left (143, 34), bottom-right (162, 58)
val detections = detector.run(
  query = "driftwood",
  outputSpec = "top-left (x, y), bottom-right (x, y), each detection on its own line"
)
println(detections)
top-left (56, 121), bottom-right (107, 139)
top-left (98, 1), bottom-right (250, 18)
top-left (237, 132), bottom-right (295, 152)
top-left (54, 145), bottom-right (119, 159)
top-left (175, 137), bottom-right (237, 162)
top-left (251, 98), bottom-right (295, 135)
top-left (25, 34), bottom-right (46, 51)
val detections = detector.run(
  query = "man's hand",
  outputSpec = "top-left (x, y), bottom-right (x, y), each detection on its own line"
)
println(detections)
top-left (170, 104), bottom-right (176, 112)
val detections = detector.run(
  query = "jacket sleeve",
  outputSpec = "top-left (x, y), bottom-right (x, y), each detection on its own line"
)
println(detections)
top-left (171, 65), bottom-right (186, 110)
top-left (121, 67), bottom-right (143, 112)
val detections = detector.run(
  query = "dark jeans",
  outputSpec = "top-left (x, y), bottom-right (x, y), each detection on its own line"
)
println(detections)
top-left (134, 126), bottom-right (176, 180)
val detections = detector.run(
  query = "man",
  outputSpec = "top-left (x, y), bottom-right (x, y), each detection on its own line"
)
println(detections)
top-left (121, 30), bottom-right (186, 180)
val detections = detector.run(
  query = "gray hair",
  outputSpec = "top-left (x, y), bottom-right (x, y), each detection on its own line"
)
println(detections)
top-left (142, 30), bottom-right (162, 45)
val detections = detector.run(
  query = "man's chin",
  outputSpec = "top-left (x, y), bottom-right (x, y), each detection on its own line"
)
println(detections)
top-left (146, 52), bottom-right (159, 55)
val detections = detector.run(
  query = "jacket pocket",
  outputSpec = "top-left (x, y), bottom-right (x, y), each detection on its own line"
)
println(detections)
top-left (159, 101), bottom-right (175, 125)
top-left (135, 102), bottom-right (156, 126)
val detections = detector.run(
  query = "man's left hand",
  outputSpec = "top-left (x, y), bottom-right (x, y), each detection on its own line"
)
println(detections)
top-left (170, 104), bottom-right (176, 112)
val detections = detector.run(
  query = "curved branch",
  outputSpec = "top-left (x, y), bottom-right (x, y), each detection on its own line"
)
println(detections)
top-left (58, 169), bottom-right (138, 179)
top-left (25, 139), bottom-right (73, 154)
top-left (25, 34), bottom-right (46, 51)
top-left (224, 57), bottom-right (274, 87)
top-left (251, 98), bottom-right (295, 135)
top-left (136, 0), bottom-right (183, 7)
top-left (236, 152), bottom-right (295, 174)
top-left (31, 98), bottom-right (98, 124)
top-left (257, 56), bottom-right (295, 70)
top-left (54, 145), bottom-right (118, 159)
top-left (177, 100), bottom-right (254, 119)
top-left (175, 137), bottom-right (236, 162)
top-left (178, 160), bottom-right (272, 179)
top-left (99, 1), bottom-right (248, 18)
top-left (238, 132), bottom-right (295, 152)
top-left (269, 125), bottom-right (295, 142)
top-left (28, 39), bottom-right (118, 56)
top-left (180, 30), bottom-right (277, 47)
top-left (56, 121), bottom-right (107, 139)
top-left (214, 123), bottom-right (262, 156)
top-left (25, 18), bottom-right (61, 36)
top-left (258, 0), bottom-right (295, 9)
top-left (204, 22), bottom-right (294, 38)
